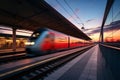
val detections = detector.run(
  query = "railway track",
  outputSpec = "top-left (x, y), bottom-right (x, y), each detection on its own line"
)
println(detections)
top-left (0, 46), bottom-right (93, 64)
top-left (0, 46), bottom-right (93, 80)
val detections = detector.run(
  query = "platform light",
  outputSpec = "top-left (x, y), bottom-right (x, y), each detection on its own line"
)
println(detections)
top-left (25, 42), bottom-right (35, 45)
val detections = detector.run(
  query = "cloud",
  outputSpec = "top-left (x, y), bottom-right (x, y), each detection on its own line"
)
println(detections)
top-left (85, 20), bottom-right (120, 35)
top-left (86, 19), bottom-right (95, 23)
top-left (84, 27), bottom-right (100, 35)
top-left (104, 20), bottom-right (120, 31)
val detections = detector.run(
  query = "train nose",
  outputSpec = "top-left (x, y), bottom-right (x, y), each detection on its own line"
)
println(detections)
top-left (26, 48), bottom-right (31, 53)
top-left (26, 48), bottom-right (30, 51)
top-left (26, 48), bottom-right (35, 56)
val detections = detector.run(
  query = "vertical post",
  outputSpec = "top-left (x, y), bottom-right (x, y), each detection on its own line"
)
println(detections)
top-left (84, 40), bottom-right (85, 46)
top-left (100, 0), bottom-right (114, 43)
top-left (68, 36), bottom-right (70, 48)
top-left (112, 6), bottom-right (113, 42)
top-left (101, 27), bottom-right (104, 43)
top-left (12, 27), bottom-right (16, 51)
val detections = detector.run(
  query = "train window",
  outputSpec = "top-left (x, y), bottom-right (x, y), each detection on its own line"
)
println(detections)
top-left (45, 35), bottom-right (50, 38)
top-left (30, 32), bottom-right (40, 40)
top-left (45, 34), bottom-right (54, 41)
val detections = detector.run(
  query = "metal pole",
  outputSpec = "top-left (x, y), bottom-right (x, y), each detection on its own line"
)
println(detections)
top-left (12, 27), bottom-right (16, 51)
top-left (100, 0), bottom-right (114, 43)
top-left (101, 27), bottom-right (104, 43)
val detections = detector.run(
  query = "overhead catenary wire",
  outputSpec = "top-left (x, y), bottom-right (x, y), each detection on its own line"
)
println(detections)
top-left (113, 8), bottom-right (120, 20)
top-left (63, 0), bottom-right (83, 24)
top-left (55, 0), bottom-right (81, 25)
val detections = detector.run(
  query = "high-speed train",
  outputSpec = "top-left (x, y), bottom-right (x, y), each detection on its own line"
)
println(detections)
top-left (25, 28), bottom-right (91, 56)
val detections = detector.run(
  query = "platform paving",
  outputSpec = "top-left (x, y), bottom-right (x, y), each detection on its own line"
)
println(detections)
top-left (45, 45), bottom-right (115, 80)
top-left (0, 48), bottom-right (25, 54)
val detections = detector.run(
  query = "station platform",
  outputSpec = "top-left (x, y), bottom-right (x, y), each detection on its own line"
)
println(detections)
top-left (0, 48), bottom-right (25, 55)
top-left (45, 44), bottom-right (116, 80)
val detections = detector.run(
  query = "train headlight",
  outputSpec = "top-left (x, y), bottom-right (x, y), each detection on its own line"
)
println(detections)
top-left (25, 42), bottom-right (35, 46)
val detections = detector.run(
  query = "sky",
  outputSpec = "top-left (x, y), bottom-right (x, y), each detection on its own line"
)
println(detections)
top-left (45, 0), bottom-right (107, 41)
top-left (1, 0), bottom-right (119, 42)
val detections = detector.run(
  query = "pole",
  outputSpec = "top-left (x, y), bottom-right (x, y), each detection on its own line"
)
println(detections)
top-left (12, 27), bottom-right (16, 51)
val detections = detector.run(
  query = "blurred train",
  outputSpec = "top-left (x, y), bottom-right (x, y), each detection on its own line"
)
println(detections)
top-left (25, 28), bottom-right (91, 56)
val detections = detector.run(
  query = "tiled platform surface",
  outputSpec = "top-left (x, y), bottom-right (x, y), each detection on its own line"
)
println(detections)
top-left (45, 45), bottom-right (115, 80)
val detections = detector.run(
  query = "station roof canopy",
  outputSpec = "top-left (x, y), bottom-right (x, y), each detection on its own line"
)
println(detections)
top-left (0, 0), bottom-right (91, 40)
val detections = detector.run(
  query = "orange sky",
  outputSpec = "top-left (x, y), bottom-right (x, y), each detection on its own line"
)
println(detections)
top-left (104, 29), bottom-right (120, 42)
top-left (89, 29), bottom-right (120, 42)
